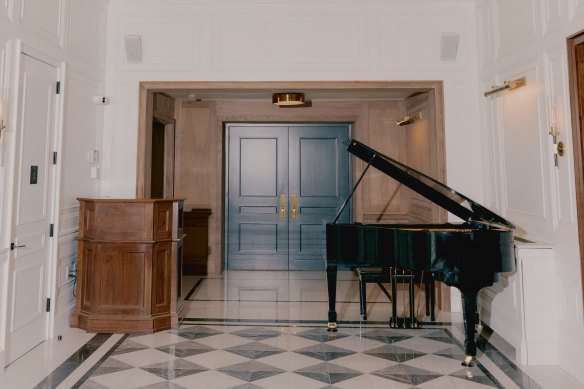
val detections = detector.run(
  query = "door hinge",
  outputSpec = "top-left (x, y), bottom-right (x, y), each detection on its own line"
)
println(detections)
top-left (46, 298), bottom-right (51, 312)
top-left (56, 82), bottom-right (60, 94)
top-left (53, 152), bottom-right (57, 164)
top-left (50, 224), bottom-right (54, 237)
top-left (10, 242), bottom-right (14, 250)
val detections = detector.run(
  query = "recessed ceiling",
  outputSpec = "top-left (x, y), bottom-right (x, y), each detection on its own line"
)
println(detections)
top-left (159, 87), bottom-right (431, 101)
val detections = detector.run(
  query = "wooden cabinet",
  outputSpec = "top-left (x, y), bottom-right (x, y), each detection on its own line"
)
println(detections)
top-left (183, 209), bottom-right (211, 275)
top-left (71, 198), bottom-right (184, 334)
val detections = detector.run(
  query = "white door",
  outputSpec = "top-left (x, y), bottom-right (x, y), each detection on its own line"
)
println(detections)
top-left (7, 54), bottom-right (59, 363)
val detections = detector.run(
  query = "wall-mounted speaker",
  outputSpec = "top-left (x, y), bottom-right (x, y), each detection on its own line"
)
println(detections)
top-left (440, 32), bottom-right (459, 61)
top-left (125, 35), bottom-right (142, 63)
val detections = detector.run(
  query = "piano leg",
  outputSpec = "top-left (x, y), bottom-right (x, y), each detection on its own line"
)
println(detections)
top-left (461, 292), bottom-right (478, 365)
top-left (326, 265), bottom-right (338, 332)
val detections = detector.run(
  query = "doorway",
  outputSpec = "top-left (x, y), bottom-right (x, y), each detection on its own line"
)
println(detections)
top-left (226, 123), bottom-right (351, 270)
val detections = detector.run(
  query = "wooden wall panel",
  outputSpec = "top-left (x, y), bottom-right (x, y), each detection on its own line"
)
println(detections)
top-left (179, 103), bottom-right (212, 209)
top-left (360, 101), bottom-right (409, 223)
top-left (405, 92), bottom-right (441, 223)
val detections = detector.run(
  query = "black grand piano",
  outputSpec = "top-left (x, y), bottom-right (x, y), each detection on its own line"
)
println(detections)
top-left (326, 139), bottom-right (516, 364)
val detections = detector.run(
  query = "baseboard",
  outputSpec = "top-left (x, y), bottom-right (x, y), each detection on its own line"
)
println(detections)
top-left (0, 349), bottom-right (5, 375)
top-left (52, 302), bottom-right (76, 338)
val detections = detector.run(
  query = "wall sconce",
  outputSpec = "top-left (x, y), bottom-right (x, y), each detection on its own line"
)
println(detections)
top-left (483, 77), bottom-right (527, 97)
top-left (548, 96), bottom-right (565, 167)
top-left (395, 112), bottom-right (422, 126)
top-left (272, 92), bottom-right (305, 106)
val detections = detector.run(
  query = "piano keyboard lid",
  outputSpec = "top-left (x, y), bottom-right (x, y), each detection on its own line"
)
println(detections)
top-left (345, 139), bottom-right (515, 230)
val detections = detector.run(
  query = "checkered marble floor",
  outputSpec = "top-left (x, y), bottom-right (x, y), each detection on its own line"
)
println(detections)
top-left (76, 324), bottom-right (501, 389)
top-left (2, 271), bottom-right (581, 389)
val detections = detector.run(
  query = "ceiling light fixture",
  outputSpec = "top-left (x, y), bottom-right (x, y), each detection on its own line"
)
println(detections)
top-left (272, 92), bottom-right (305, 106)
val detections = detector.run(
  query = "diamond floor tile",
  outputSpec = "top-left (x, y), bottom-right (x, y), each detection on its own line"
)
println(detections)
top-left (156, 340), bottom-right (216, 358)
top-left (217, 360), bottom-right (286, 382)
top-left (293, 361), bottom-right (363, 385)
top-left (293, 343), bottom-right (356, 361)
top-left (371, 363), bottom-right (443, 386)
top-left (140, 358), bottom-right (209, 380)
top-left (225, 340), bottom-right (286, 360)
top-left (364, 344), bottom-right (426, 362)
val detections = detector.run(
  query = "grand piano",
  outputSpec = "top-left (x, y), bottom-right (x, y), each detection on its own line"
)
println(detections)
top-left (326, 139), bottom-right (516, 364)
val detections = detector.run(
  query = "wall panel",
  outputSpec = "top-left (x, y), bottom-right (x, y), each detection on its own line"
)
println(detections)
top-left (542, 0), bottom-right (564, 34)
top-left (61, 72), bottom-right (101, 209)
top-left (545, 49), bottom-right (576, 228)
top-left (500, 65), bottom-right (550, 236)
top-left (120, 17), bottom-right (200, 70)
top-left (68, 0), bottom-right (104, 66)
top-left (477, 1), bottom-right (494, 67)
top-left (19, 0), bottom-right (64, 47)
top-left (213, 13), bottom-right (367, 72)
top-left (495, 0), bottom-right (537, 57)
top-left (0, 0), bottom-right (11, 21)
top-left (380, 12), bottom-right (466, 69)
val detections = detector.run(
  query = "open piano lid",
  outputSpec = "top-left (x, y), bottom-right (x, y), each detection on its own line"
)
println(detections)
top-left (346, 139), bottom-right (515, 230)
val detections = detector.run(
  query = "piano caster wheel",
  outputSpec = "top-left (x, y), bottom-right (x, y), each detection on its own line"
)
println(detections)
top-left (461, 355), bottom-right (474, 367)
top-left (327, 322), bottom-right (338, 332)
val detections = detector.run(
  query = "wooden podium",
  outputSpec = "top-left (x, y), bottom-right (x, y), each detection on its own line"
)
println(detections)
top-left (71, 198), bottom-right (184, 334)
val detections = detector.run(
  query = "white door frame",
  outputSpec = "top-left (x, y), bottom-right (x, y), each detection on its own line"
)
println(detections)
top-left (1, 40), bottom-right (65, 368)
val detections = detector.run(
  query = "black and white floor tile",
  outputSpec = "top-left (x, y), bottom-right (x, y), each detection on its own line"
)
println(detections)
top-left (76, 325), bottom-right (503, 389)
top-left (1, 271), bottom-right (582, 389)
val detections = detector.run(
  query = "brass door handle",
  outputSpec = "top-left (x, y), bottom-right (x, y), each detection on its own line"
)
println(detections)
top-left (280, 194), bottom-right (286, 219)
top-left (291, 195), bottom-right (297, 220)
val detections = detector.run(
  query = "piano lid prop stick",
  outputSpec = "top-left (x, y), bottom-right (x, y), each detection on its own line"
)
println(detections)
top-left (331, 153), bottom-right (376, 224)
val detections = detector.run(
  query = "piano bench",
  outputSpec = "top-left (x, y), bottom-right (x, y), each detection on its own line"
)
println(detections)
top-left (357, 268), bottom-right (435, 322)
top-left (357, 268), bottom-right (391, 320)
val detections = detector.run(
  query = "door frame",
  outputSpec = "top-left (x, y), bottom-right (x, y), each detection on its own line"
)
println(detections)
top-left (136, 81), bottom-right (447, 276)
top-left (567, 31), bottom-right (584, 310)
top-left (223, 122), bottom-right (353, 270)
top-left (2, 42), bottom-right (65, 367)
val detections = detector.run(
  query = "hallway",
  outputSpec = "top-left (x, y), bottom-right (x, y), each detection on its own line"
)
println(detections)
top-left (0, 271), bottom-right (581, 389)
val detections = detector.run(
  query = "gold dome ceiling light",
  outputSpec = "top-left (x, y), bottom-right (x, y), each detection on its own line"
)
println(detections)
top-left (272, 92), bottom-right (305, 106)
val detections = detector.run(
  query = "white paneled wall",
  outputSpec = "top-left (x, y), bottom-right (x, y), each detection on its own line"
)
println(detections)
top-left (103, 0), bottom-right (482, 201)
top-left (0, 0), bottom-right (107, 372)
top-left (477, 0), bottom-right (584, 382)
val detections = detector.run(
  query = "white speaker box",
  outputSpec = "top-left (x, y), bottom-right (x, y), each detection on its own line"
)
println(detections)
top-left (125, 35), bottom-right (142, 63)
top-left (440, 32), bottom-right (459, 61)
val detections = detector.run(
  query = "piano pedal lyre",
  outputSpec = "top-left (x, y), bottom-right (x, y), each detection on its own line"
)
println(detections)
top-left (390, 268), bottom-right (417, 329)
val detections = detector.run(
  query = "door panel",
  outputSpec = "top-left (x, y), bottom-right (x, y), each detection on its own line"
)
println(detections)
top-left (288, 125), bottom-right (350, 270)
top-left (227, 124), bottom-right (351, 270)
top-left (227, 125), bottom-right (289, 269)
top-left (8, 54), bottom-right (58, 363)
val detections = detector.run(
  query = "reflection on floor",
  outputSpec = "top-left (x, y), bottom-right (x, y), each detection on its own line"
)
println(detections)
top-left (0, 271), bottom-right (582, 389)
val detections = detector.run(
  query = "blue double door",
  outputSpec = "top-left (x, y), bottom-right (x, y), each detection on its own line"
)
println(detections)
top-left (227, 123), bottom-right (351, 270)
